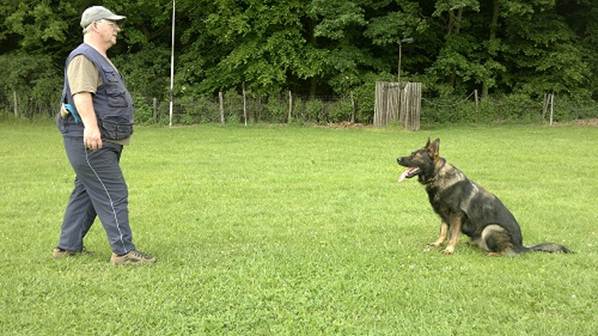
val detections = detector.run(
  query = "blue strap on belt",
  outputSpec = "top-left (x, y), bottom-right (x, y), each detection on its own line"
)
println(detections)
top-left (61, 79), bottom-right (81, 124)
top-left (63, 103), bottom-right (81, 123)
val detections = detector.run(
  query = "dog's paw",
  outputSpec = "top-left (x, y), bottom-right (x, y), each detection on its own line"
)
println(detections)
top-left (424, 243), bottom-right (440, 252)
top-left (442, 246), bottom-right (455, 255)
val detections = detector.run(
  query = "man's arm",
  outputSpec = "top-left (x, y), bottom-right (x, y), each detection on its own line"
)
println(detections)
top-left (73, 92), bottom-right (102, 151)
top-left (67, 55), bottom-right (103, 150)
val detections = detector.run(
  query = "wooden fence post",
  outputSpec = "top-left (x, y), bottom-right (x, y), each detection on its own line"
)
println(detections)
top-left (401, 83), bottom-right (408, 127)
top-left (13, 90), bottom-right (18, 118)
top-left (542, 93), bottom-right (548, 120)
top-left (152, 97), bottom-right (158, 123)
top-left (350, 91), bottom-right (355, 123)
top-left (416, 82), bottom-right (422, 130)
top-left (374, 81), bottom-right (386, 127)
top-left (244, 86), bottom-right (248, 127)
top-left (288, 90), bottom-right (292, 123)
top-left (474, 89), bottom-right (479, 122)
top-left (549, 93), bottom-right (555, 126)
top-left (219, 91), bottom-right (225, 125)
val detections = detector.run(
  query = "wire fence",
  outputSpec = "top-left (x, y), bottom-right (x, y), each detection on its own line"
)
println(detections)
top-left (134, 92), bottom-right (358, 126)
top-left (420, 92), bottom-right (598, 124)
top-left (1, 89), bottom-right (597, 126)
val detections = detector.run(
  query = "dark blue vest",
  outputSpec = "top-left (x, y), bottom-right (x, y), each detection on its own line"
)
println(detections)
top-left (57, 43), bottom-right (134, 139)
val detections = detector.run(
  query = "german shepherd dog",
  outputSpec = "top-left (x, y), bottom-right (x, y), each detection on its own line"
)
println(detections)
top-left (397, 138), bottom-right (571, 256)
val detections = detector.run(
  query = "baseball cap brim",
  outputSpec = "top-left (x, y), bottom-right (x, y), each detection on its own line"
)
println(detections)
top-left (80, 6), bottom-right (127, 28)
top-left (104, 14), bottom-right (126, 22)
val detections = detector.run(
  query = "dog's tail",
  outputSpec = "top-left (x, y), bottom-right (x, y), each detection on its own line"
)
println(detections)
top-left (519, 243), bottom-right (572, 254)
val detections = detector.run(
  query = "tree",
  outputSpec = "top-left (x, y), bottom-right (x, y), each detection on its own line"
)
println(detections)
top-left (500, 0), bottom-right (589, 96)
top-left (426, 0), bottom-right (489, 95)
top-left (1, 0), bottom-right (597, 119)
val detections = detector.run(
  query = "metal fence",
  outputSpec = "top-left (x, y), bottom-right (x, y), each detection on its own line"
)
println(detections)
top-left (135, 93), bottom-right (357, 126)
top-left (2, 89), bottom-right (597, 126)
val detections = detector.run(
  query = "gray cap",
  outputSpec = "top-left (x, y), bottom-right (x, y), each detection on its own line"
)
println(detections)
top-left (80, 6), bottom-right (126, 28)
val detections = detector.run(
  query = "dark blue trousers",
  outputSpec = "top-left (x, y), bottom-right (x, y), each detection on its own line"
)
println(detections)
top-left (58, 136), bottom-right (135, 255)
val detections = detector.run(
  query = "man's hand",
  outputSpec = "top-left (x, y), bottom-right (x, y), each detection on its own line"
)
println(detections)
top-left (83, 125), bottom-right (103, 151)
top-left (73, 92), bottom-right (103, 150)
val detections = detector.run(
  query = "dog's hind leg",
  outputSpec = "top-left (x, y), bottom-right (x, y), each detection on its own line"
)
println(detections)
top-left (481, 224), bottom-right (515, 256)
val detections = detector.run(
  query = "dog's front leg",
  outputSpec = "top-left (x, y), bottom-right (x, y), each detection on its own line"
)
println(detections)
top-left (427, 221), bottom-right (448, 249)
top-left (443, 214), bottom-right (463, 255)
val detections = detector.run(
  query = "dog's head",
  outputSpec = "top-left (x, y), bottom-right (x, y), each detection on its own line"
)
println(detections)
top-left (397, 138), bottom-right (440, 183)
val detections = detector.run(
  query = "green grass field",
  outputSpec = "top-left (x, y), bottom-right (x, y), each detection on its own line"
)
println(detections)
top-left (1, 121), bottom-right (597, 335)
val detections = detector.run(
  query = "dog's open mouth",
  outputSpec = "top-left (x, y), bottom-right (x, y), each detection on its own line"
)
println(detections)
top-left (399, 167), bottom-right (420, 182)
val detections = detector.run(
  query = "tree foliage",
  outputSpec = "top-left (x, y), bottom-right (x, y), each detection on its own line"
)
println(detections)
top-left (1, 0), bottom-right (597, 116)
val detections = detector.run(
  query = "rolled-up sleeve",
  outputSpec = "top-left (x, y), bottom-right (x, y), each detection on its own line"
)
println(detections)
top-left (67, 55), bottom-right (102, 96)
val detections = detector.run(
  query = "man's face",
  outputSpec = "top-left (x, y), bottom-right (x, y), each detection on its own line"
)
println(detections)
top-left (95, 19), bottom-right (121, 46)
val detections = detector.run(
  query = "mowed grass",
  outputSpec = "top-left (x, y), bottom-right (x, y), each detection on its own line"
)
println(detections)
top-left (0, 121), bottom-right (597, 335)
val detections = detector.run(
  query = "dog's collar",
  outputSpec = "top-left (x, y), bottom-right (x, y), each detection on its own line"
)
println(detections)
top-left (422, 158), bottom-right (446, 185)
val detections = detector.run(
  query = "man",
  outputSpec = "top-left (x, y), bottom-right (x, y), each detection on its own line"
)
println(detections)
top-left (54, 6), bottom-right (155, 265)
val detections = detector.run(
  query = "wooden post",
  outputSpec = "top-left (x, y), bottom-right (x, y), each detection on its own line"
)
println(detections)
top-left (288, 90), bottom-right (292, 123)
top-left (374, 82), bottom-right (381, 127)
top-left (219, 91), bottom-right (224, 125)
top-left (393, 83), bottom-right (398, 125)
top-left (243, 85), bottom-right (248, 126)
top-left (549, 93), bottom-right (554, 126)
top-left (397, 43), bottom-right (402, 83)
top-left (417, 83), bottom-right (422, 130)
top-left (542, 93), bottom-right (548, 120)
top-left (385, 82), bottom-right (391, 125)
top-left (376, 83), bottom-right (380, 127)
top-left (474, 89), bottom-right (479, 122)
top-left (152, 97), bottom-right (158, 123)
top-left (350, 91), bottom-right (355, 123)
top-left (401, 83), bottom-right (409, 128)
top-left (398, 83), bottom-right (405, 126)
top-left (13, 90), bottom-right (18, 118)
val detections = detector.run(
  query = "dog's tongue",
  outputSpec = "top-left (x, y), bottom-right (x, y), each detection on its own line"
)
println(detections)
top-left (398, 168), bottom-right (412, 182)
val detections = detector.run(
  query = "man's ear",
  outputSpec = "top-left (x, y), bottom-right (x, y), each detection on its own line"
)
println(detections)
top-left (427, 138), bottom-right (440, 160)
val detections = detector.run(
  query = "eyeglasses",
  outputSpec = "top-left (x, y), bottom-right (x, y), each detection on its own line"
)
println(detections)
top-left (97, 19), bottom-right (121, 31)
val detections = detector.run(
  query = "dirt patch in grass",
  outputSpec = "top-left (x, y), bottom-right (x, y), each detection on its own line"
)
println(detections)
top-left (318, 121), bottom-right (368, 128)
top-left (549, 118), bottom-right (598, 127)
top-left (574, 118), bottom-right (598, 126)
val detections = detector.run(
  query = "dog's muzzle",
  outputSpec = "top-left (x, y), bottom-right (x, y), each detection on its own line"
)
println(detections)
top-left (398, 167), bottom-right (420, 182)
top-left (397, 158), bottom-right (420, 182)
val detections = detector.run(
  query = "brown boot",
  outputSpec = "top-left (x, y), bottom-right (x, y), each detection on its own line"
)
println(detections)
top-left (111, 250), bottom-right (156, 265)
top-left (52, 247), bottom-right (91, 259)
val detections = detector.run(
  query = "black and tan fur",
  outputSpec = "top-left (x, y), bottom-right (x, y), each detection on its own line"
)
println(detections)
top-left (397, 138), bottom-right (571, 256)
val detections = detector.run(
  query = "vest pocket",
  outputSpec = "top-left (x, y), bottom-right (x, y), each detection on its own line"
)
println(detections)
top-left (101, 66), bottom-right (129, 107)
top-left (106, 87), bottom-right (129, 107)
top-left (99, 116), bottom-right (133, 140)
top-left (102, 66), bottom-right (120, 82)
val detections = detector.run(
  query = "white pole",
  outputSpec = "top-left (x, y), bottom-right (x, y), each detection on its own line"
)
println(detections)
top-left (168, 0), bottom-right (176, 127)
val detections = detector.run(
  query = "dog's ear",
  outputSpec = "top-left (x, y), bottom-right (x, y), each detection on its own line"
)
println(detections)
top-left (427, 138), bottom-right (440, 159)
top-left (424, 137), bottom-right (431, 148)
